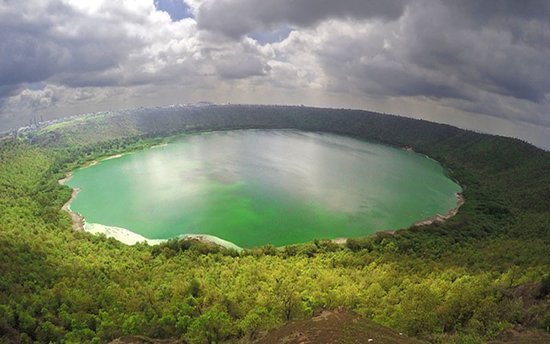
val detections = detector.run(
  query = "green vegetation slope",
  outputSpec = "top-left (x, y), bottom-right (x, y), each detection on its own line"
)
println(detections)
top-left (1, 105), bottom-right (549, 343)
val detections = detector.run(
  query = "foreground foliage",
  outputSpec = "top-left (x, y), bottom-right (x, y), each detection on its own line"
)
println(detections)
top-left (1, 105), bottom-right (549, 343)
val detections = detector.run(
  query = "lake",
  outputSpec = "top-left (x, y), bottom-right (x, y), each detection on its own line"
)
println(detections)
top-left (66, 130), bottom-right (461, 247)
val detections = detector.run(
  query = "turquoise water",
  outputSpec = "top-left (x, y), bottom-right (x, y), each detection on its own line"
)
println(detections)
top-left (67, 130), bottom-right (462, 247)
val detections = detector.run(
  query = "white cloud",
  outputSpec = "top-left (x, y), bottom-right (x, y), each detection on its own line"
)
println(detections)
top-left (0, 0), bottom-right (549, 149)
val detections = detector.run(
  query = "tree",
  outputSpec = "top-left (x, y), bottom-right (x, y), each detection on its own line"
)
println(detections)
top-left (238, 306), bottom-right (276, 340)
top-left (186, 308), bottom-right (233, 344)
top-left (395, 284), bottom-right (440, 336)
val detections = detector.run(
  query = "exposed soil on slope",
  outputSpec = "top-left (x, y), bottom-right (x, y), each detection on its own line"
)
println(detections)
top-left (256, 309), bottom-right (425, 344)
top-left (109, 336), bottom-right (186, 344)
top-left (489, 328), bottom-right (550, 344)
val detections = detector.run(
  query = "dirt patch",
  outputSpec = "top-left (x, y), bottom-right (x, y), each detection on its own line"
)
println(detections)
top-left (489, 328), bottom-right (550, 344)
top-left (256, 309), bottom-right (425, 344)
top-left (109, 336), bottom-right (185, 344)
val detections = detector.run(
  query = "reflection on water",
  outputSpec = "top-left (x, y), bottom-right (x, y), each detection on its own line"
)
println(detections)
top-left (67, 130), bottom-right (462, 247)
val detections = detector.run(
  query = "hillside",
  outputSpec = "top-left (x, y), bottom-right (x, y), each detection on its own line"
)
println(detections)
top-left (256, 309), bottom-right (425, 344)
top-left (1, 105), bottom-right (549, 343)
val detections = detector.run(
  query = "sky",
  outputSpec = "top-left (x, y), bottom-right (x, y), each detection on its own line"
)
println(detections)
top-left (0, 0), bottom-right (549, 149)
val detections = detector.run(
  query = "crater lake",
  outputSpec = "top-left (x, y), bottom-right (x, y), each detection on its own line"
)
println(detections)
top-left (66, 130), bottom-right (462, 247)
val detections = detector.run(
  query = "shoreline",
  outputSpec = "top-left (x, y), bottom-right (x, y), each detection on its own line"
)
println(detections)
top-left (58, 178), bottom-right (241, 249)
top-left (59, 173), bottom-right (85, 231)
top-left (81, 152), bottom-right (127, 169)
top-left (84, 222), bottom-right (242, 250)
top-left (57, 152), bottom-right (128, 233)
top-left (58, 168), bottom-right (241, 250)
top-left (58, 142), bottom-right (464, 250)
top-left (329, 193), bottom-right (464, 245)
top-left (150, 143), bottom-right (168, 149)
top-left (57, 146), bottom-right (244, 251)
top-left (102, 153), bottom-right (123, 160)
top-left (413, 192), bottom-right (465, 227)
top-left (58, 171), bottom-right (73, 185)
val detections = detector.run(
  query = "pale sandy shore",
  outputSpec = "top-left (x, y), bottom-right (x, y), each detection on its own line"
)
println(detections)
top-left (331, 238), bottom-right (348, 244)
top-left (73, 152), bottom-right (128, 170)
top-left (180, 234), bottom-right (242, 250)
top-left (84, 223), bottom-right (165, 245)
top-left (58, 172), bottom-right (72, 186)
top-left (85, 222), bottom-right (242, 250)
top-left (102, 153), bottom-right (123, 160)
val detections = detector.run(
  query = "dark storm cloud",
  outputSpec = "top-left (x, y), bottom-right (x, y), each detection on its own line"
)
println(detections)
top-left (448, 0), bottom-right (550, 25)
top-left (309, 0), bottom-right (550, 127)
top-left (0, 85), bottom-right (20, 110)
top-left (0, 11), bottom-right (60, 86)
top-left (0, 85), bottom-right (21, 100)
top-left (0, 1), bottom-right (142, 98)
top-left (196, 0), bottom-right (407, 38)
top-left (403, 0), bottom-right (550, 103)
top-left (194, 0), bottom-right (550, 122)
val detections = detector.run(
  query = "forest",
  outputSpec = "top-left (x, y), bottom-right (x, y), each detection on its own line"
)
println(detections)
top-left (1, 105), bottom-right (549, 343)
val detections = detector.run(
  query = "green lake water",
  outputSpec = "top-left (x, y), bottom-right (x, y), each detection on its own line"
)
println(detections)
top-left (66, 130), bottom-right (462, 247)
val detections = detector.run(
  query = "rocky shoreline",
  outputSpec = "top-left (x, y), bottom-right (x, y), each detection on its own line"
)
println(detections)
top-left (413, 192), bottom-right (465, 227)
top-left (58, 173), bottom-right (85, 231)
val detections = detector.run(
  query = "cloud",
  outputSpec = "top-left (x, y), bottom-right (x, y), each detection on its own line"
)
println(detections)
top-left (0, 1), bottom-right (133, 87)
top-left (0, 0), bottom-right (204, 92)
top-left (0, 0), bottom-right (549, 149)
top-left (195, 0), bottom-right (407, 38)
top-left (447, 0), bottom-right (550, 25)
top-left (6, 86), bottom-right (60, 110)
top-left (403, 1), bottom-right (550, 103)
top-left (206, 38), bottom-right (272, 79)
top-left (268, 0), bottom-right (550, 128)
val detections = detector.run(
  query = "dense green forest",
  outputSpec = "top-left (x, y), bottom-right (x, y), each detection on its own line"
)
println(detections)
top-left (1, 105), bottom-right (549, 343)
